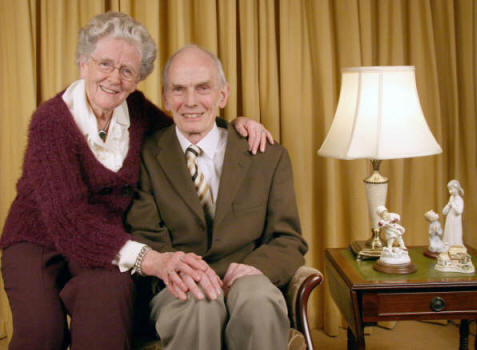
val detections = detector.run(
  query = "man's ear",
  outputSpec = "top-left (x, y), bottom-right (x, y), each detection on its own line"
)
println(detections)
top-left (162, 88), bottom-right (171, 112)
top-left (219, 83), bottom-right (230, 109)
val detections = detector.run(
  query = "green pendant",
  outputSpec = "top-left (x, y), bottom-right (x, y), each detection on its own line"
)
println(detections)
top-left (99, 130), bottom-right (107, 141)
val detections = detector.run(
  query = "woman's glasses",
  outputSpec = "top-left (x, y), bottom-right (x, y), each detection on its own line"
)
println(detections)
top-left (90, 56), bottom-right (138, 82)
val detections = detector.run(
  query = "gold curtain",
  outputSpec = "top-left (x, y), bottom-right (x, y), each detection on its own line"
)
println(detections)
top-left (1, 0), bottom-right (476, 343)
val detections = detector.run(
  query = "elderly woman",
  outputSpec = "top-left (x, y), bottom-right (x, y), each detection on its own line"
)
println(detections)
top-left (0, 12), bottom-right (270, 350)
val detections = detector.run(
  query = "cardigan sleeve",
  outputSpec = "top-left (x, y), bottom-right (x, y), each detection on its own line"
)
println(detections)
top-left (127, 90), bottom-right (173, 135)
top-left (22, 102), bottom-right (132, 268)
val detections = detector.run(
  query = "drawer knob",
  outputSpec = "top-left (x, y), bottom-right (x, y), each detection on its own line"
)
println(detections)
top-left (430, 297), bottom-right (446, 312)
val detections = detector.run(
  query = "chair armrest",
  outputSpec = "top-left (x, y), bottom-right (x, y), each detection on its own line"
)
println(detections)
top-left (286, 266), bottom-right (323, 350)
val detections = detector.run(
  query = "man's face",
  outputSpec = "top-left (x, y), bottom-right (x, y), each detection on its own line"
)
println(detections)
top-left (163, 48), bottom-right (229, 143)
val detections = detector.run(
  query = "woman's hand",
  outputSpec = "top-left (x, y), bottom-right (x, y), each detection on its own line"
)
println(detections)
top-left (140, 251), bottom-right (201, 299)
top-left (232, 117), bottom-right (274, 154)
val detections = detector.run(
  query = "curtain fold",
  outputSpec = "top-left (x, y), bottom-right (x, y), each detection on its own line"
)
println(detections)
top-left (1, 0), bottom-right (476, 343)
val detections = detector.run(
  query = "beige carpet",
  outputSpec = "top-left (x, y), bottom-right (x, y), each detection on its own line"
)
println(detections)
top-left (311, 320), bottom-right (475, 349)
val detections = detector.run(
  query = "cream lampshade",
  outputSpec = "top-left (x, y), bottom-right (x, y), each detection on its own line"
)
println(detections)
top-left (318, 66), bottom-right (442, 259)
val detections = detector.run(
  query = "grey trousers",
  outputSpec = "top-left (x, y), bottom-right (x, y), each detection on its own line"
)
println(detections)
top-left (150, 274), bottom-right (289, 350)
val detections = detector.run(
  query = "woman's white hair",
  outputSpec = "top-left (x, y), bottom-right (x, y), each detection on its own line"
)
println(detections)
top-left (76, 11), bottom-right (157, 81)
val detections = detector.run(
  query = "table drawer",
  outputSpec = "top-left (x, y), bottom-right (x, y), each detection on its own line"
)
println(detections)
top-left (362, 291), bottom-right (477, 321)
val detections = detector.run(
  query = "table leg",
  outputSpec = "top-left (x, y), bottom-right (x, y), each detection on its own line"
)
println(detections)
top-left (460, 319), bottom-right (469, 350)
top-left (347, 327), bottom-right (365, 350)
top-left (473, 320), bottom-right (477, 350)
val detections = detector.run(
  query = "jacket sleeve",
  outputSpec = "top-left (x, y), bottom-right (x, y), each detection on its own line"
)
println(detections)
top-left (241, 149), bottom-right (308, 288)
top-left (25, 105), bottom-right (131, 268)
top-left (126, 147), bottom-right (175, 253)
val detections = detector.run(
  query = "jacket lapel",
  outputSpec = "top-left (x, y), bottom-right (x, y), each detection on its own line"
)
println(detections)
top-left (154, 127), bottom-right (206, 224)
top-left (214, 125), bottom-right (252, 228)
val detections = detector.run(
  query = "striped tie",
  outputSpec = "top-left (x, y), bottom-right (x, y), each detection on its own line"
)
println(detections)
top-left (185, 145), bottom-right (214, 215)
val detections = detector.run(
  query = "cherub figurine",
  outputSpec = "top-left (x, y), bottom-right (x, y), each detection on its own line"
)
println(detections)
top-left (374, 206), bottom-right (415, 273)
top-left (377, 205), bottom-right (406, 251)
top-left (424, 209), bottom-right (447, 257)
top-left (442, 179), bottom-right (464, 246)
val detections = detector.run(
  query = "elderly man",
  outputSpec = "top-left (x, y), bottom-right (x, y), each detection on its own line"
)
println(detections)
top-left (127, 45), bottom-right (307, 350)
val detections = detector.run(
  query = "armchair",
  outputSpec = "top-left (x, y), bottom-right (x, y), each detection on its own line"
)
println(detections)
top-left (133, 265), bottom-right (323, 350)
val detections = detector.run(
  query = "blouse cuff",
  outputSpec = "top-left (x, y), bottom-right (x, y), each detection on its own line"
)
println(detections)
top-left (112, 240), bottom-right (147, 274)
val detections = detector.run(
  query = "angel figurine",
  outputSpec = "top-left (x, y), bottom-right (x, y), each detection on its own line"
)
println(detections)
top-left (442, 179), bottom-right (464, 246)
top-left (424, 209), bottom-right (447, 258)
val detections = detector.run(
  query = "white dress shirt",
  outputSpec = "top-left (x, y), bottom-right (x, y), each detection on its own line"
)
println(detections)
top-left (176, 123), bottom-right (228, 216)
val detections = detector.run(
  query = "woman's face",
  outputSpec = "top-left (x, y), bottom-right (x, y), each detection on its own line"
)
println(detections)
top-left (80, 36), bottom-right (141, 118)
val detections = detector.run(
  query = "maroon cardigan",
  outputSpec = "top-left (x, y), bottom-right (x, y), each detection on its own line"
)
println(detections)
top-left (0, 90), bottom-right (171, 268)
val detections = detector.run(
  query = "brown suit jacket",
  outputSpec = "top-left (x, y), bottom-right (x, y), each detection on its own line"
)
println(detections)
top-left (127, 121), bottom-right (307, 288)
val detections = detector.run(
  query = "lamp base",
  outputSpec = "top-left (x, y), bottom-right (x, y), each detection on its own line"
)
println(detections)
top-left (350, 227), bottom-right (385, 260)
top-left (350, 240), bottom-right (382, 261)
top-left (366, 228), bottom-right (384, 249)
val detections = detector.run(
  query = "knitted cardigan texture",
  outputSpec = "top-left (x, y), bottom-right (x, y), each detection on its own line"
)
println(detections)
top-left (0, 90), bottom-right (171, 268)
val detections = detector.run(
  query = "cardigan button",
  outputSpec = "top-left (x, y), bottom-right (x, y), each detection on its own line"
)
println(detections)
top-left (121, 184), bottom-right (134, 197)
top-left (98, 187), bottom-right (113, 195)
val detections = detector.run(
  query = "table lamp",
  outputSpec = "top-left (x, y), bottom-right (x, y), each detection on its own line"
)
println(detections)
top-left (318, 66), bottom-right (442, 259)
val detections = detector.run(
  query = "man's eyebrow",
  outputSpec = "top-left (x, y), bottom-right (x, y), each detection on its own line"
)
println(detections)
top-left (170, 80), bottom-right (212, 89)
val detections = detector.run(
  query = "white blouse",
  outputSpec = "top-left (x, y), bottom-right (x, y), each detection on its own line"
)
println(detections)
top-left (62, 79), bottom-right (130, 172)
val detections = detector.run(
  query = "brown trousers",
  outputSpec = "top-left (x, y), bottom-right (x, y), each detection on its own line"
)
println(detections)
top-left (2, 243), bottom-right (135, 350)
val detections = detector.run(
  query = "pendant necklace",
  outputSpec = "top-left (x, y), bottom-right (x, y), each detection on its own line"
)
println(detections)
top-left (98, 117), bottom-right (112, 142)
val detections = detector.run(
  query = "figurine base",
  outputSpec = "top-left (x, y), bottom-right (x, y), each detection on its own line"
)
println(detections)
top-left (424, 249), bottom-right (441, 259)
top-left (373, 260), bottom-right (417, 274)
top-left (350, 240), bottom-right (382, 261)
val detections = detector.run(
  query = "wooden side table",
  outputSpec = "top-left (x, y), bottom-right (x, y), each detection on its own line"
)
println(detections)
top-left (325, 247), bottom-right (477, 350)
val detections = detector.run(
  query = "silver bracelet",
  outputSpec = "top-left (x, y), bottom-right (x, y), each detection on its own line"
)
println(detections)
top-left (134, 245), bottom-right (152, 276)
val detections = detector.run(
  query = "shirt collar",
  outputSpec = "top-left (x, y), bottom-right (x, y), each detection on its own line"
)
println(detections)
top-left (114, 102), bottom-right (130, 127)
top-left (62, 79), bottom-right (130, 141)
top-left (176, 123), bottom-right (220, 160)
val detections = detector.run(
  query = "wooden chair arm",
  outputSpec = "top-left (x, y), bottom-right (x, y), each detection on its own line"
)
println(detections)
top-left (286, 266), bottom-right (323, 350)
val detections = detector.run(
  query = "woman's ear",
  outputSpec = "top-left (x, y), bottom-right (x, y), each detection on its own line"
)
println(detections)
top-left (79, 57), bottom-right (88, 79)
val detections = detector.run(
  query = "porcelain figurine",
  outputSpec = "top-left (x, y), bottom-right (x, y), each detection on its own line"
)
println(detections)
top-left (442, 179), bottom-right (464, 246)
top-left (435, 245), bottom-right (474, 274)
top-left (424, 210), bottom-right (447, 258)
top-left (377, 206), bottom-right (406, 251)
top-left (373, 206), bottom-right (416, 274)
